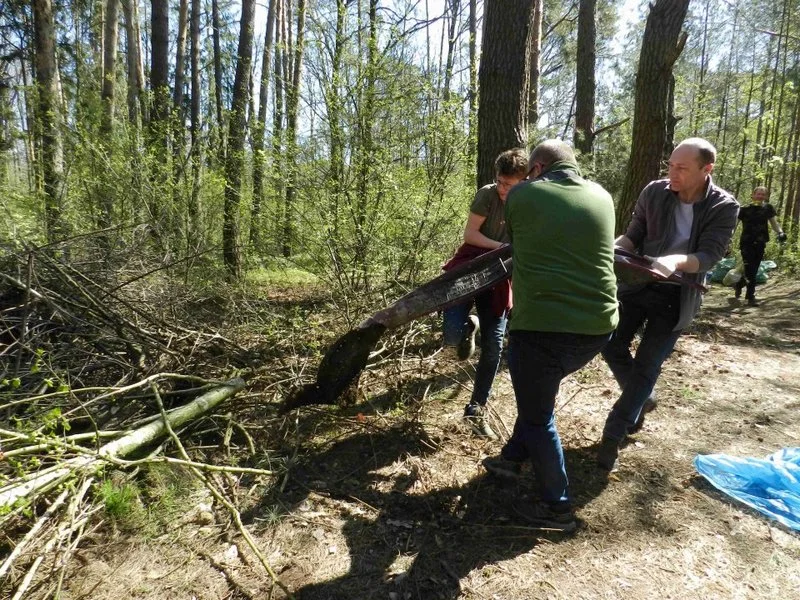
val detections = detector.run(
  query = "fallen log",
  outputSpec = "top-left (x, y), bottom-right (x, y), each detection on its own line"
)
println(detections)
top-left (0, 378), bottom-right (246, 509)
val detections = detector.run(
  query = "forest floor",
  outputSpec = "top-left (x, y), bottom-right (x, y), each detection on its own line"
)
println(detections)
top-left (60, 274), bottom-right (800, 600)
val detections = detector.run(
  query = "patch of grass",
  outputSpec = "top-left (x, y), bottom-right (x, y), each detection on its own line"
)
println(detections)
top-left (680, 385), bottom-right (703, 401)
top-left (246, 261), bottom-right (320, 287)
top-left (98, 478), bottom-right (147, 532)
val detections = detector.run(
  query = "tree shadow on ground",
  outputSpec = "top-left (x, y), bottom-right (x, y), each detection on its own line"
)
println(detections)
top-left (256, 420), bottom-right (609, 599)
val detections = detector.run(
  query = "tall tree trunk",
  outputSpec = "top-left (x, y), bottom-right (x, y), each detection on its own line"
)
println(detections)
top-left (736, 51), bottom-right (758, 198)
top-left (271, 0), bottom-right (286, 251)
top-left (150, 0), bottom-right (170, 126)
top-left (350, 0), bottom-right (378, 282)
top-left (189, 0), bottom-right (202, 244)
top-left (32, 0), bottom-right (66, 243)
top-left (222, 0), bottom-right (257, 278)
top-left (441, 0), bottom-right (460, 104)
top-left (122, 0), bottom-right (147, 126)
top-left (250, 0), bottom-right (277, 249)
top-left (525, 0), bottom-right (543, 131)
top-left (100, 0), bottom-right (120, 232)
top-left (476, 0), bottom-right (533, 188)
top-left (574, 0), bottom-right (595, 155)
top-left (281, 0), bottom-right (308, 258)
top-left (173, 0), bottom-right (188, 118)
top-left (173, 0), bottom-right (189, 235)
top-left (616, 0), bottom-right (689, 234)
top-left (323, 0), bottom-right (347, 270)
top-left (212, 0), bottom-right (225, 161)
top-left (691, 0), bottom-right (710, 135)
top-left (150, 0), bottom-right (172, 245)
top-left (101, 0), bottom-right (119, 137)
top-left (467, 0), bottom-right (477, 181)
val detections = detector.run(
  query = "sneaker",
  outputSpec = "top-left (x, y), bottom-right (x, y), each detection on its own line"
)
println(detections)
top-left (482, 455), bottom-right (523, 479)
top-left (747, 297), bottom-right (759, 306)
top-left (596, 437), bottom-right (619, 471)
top-left (628, 395), bottom-right (657, 434)
top-left (463, 403), bottom-right (497, 439)
top-left (514, 501), bottom-right (578, 532)
top-left (457, 315), bottom-right (479, 360)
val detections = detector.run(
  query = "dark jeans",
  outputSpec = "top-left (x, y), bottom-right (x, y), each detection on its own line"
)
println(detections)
top-left (442, 291), bottom-right (507, 407)
top-left (601, 284), bottom-right (682, 442)
top-left (503, 330), bottom-right (611, 507)
top-left (735, 241), bottom-right (766, 300)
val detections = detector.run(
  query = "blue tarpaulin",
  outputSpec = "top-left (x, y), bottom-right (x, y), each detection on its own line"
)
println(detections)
top-left (694, 448), bottom-right (800, 531)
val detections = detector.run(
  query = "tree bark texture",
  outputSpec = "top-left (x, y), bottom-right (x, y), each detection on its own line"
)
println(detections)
top-left (101, 0), bottom-right (119, 136)
top-left (122, 0), bottom-right (147, 126)
top-left (574, 0), bottom-right (596, 155)
top-left (32, 0), bottom-right (65, 243)
top-left (616, 0), bottom-right (689, 234)
top-left (525, 0), bottom-right (543, 132)
top-left (281, 0), bottom-right (308, 258)
top-left (477, 0), bottom-right (533, 188)
top-left (150, 0), bottom-right (170, 126)
top-left (222, 0), bottom-right (257, 278)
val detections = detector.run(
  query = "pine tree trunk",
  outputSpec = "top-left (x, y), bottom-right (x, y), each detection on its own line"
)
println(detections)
top-left (525, 0), bottom-right (543, 132)
top-left (222, 0), bottom-right (257, 278)
top-left (250, 0), bottom-right (276, 249)
top-left (574, 0), bottom-right (596, 155)
top-left (122, 0), bottom-right (147, 126)
top-left (616, 0), bottom-right (689, 234)
top-left (281, 0), bottom-right (308, 258)
top-left (476, 0), bottom-right (533, 188)
top-left (189, 0), bottom-right (202, 243)
top-left (212, 0), bottom-right (225, 161)
top-left (32, 0), bottom-right (66, 243)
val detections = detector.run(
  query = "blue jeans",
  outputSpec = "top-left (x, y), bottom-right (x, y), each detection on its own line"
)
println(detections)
top-left (601, 284), bottom-right (682, 441)
top-left (442, 291), bottom-right (507, 407)
top-left (503, 330), bottom-right (611, 507)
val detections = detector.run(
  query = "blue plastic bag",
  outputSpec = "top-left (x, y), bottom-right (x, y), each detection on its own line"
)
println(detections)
top-left (694, 448), bottom-right (800, 531)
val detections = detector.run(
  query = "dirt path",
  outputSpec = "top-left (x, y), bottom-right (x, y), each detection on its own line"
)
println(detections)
top-left (64, 276), bottom-right (800, 599)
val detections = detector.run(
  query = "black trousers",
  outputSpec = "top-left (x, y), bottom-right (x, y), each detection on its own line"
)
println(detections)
top-left (735, 241), bottom-right (766, 300)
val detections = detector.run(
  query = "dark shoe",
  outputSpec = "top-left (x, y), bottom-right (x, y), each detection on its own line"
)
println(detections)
top-left (457, 315), bottom-right (479, 360)
top-left (747, 297), bottom-right (759, 306)
top-left (482, 455), bottom-right (522, 479)
top-left (514, 501), bottom-right (578, 532)
top-left (463, 403), bottom-right (497, 439)
top-left (628, 395), bottom-right (657, 434)
top-left (596, 437), bottom-right (620, 471)
top-left (734, 286), bottom-right (742, 299)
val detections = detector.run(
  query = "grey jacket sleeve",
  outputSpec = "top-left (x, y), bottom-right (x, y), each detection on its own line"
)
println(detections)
top-left (693, 200), bottom-right (739, 271)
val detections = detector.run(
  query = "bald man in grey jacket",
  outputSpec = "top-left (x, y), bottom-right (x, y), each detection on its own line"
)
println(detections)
top-left (597, 138), bottom-right (739, 471)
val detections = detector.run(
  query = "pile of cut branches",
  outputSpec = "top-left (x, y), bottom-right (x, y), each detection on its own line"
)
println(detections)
top-left (0, 238), bottom-right (294, 599)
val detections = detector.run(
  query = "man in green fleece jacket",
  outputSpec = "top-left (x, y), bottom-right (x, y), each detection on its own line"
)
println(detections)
top-left (482, 139), bottom-right (618, 532)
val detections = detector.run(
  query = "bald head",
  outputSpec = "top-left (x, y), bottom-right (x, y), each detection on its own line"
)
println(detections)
top-left (675, 137), bottom-right (716, 167)
top-left (529, 139), bottom-right (576, 173)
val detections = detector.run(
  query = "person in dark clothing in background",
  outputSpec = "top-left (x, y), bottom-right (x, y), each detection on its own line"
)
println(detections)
top-left (734, 186), bottom-right (787, 306)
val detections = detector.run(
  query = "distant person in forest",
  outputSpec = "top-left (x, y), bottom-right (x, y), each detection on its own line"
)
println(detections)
top-left (596, 138), bottom-right (739, 472)
top-left (441, 149), bottom-right (528, 439)
top-left (482, 139), bottom-right (618, 532)
top-left (733, 186), bottom-right (787, 306)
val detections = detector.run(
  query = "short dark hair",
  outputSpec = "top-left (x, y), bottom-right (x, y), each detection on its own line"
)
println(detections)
top-left (528, 139), bottom-right (576, 172)
top-left (677, 137), bottom-right (716, 166)
top-left (494, 148), bottom-right (529, 178)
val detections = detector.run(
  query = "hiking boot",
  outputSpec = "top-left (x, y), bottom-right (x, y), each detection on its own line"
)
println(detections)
top-left (596, 437), bottom-right (620, 471)
top-left (514, 501), bottom-right (578, 532)
top-left (463, 403), bottom-right (497, 439)
top-left (482, 455), bottom-right (523, 480)
top-left (628, 395), bottom-right (657, 434)
top-left (747, 297), bottom-right (759, 306)
top-left (457, 315), bottom-right (479, 360)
